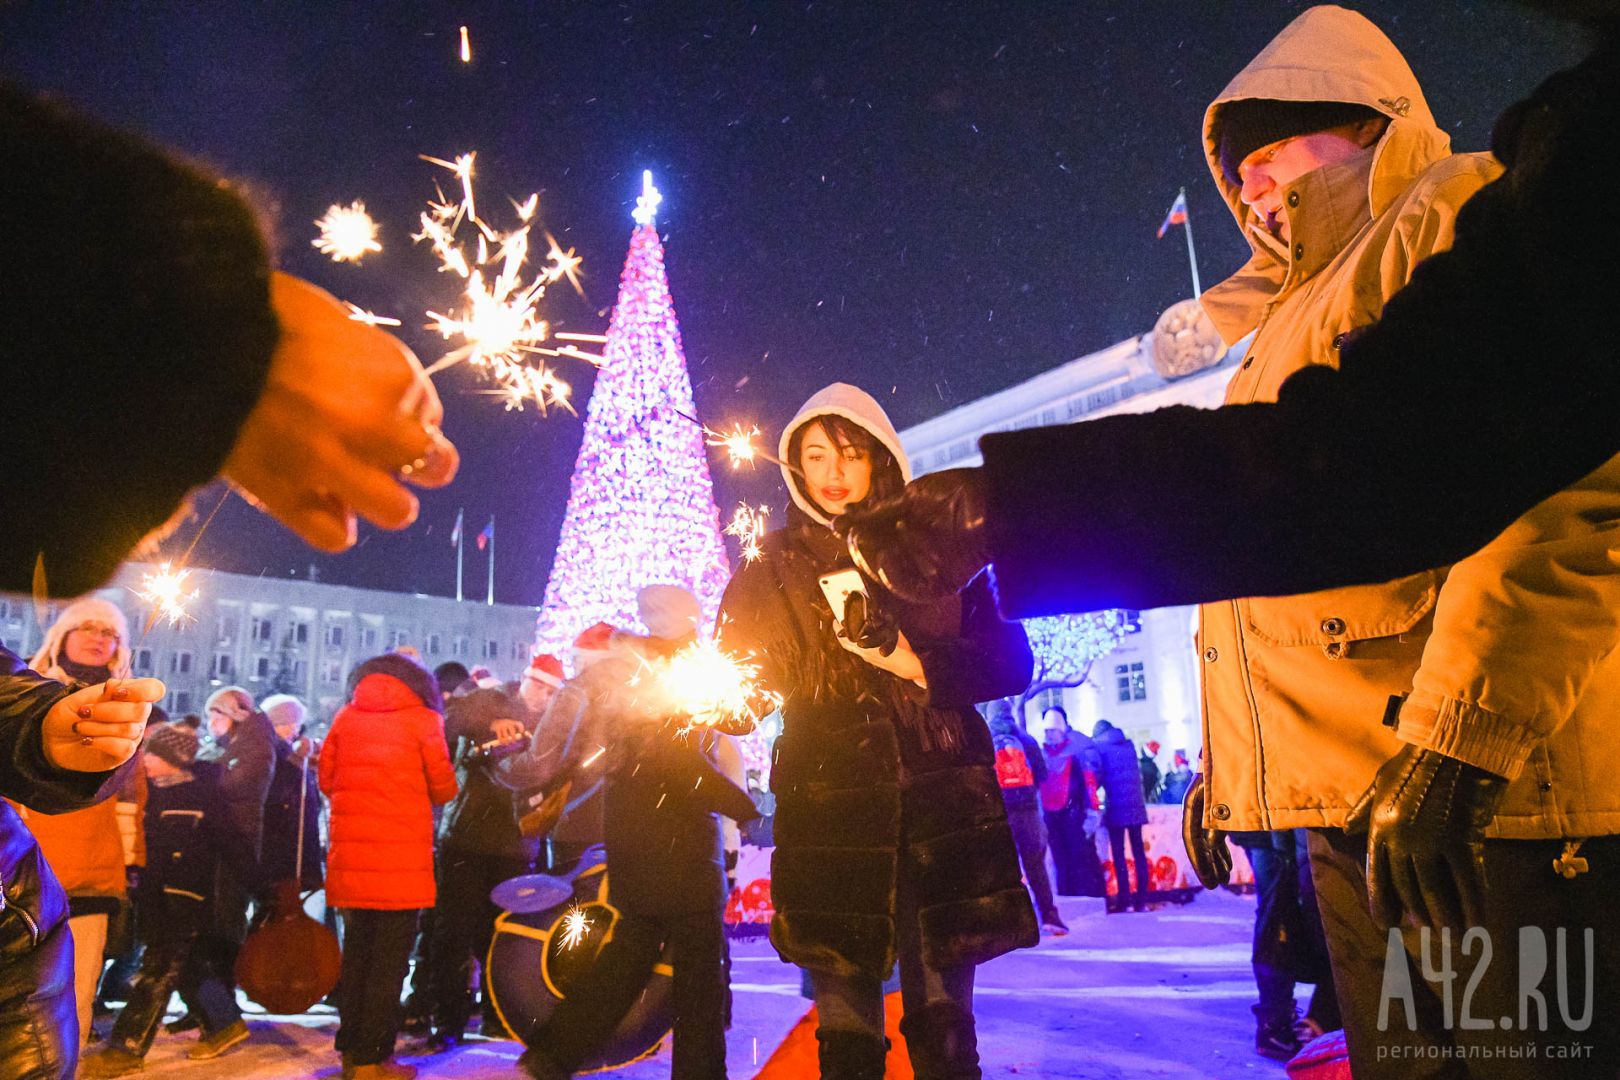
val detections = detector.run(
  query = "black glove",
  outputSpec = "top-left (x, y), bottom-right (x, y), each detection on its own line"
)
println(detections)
top-left (1345, 744), bottom-right (1509, 932)
top-left (841, 590), bottom-right (899, 655)
top-left (836, 468), bottom-right (989, 603)
top-left (1182, 773), bottom-right (1232, 889)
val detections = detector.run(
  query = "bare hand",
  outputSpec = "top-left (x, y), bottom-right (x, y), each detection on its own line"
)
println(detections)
top-left (223, 273), bottom-right (459, 552)
top-left (490, 718), bottom-right (526, 743)
top-left (42, 678), bottom-right (166, 773)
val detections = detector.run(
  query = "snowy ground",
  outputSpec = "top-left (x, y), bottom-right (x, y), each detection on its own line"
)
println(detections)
top-left (110, 889), bottom-right (1300, 1079)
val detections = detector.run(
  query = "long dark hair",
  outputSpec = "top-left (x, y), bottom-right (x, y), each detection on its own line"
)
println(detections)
top-left (786, 413), bottom-right (905, 514)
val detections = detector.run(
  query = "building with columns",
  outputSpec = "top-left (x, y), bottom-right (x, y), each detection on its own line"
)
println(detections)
top-left (898, 305), bottom-right (1245, 765)
top-left (1, 564), bottom-right (541, 726)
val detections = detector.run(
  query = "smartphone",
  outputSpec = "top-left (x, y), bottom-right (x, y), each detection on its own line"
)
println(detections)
top-left (818, 568), bottom-right (866, 621)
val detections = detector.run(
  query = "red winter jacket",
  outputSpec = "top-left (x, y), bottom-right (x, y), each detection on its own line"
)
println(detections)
top-left (319, 674), bottom-right (458, 909)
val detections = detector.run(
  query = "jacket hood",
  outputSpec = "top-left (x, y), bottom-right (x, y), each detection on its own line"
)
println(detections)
top-left (1199, 5), bottom-right (1452, 342)
top-left (30, 595), bottom-right (132, 681)
top-left (777, 383), bottom-right (913, 527)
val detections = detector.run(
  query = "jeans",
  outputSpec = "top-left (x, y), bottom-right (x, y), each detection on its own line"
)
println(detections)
top-left (1308, 828), bottom-right (1620, 1079)
top-left (336, 908), bottom-right (419, 1067)
top-left (531, 909), bottom-right (729, 1080)
top-left (1043, 805), bottom-right (1104, 897)
top-left (1230, 829), bottom-right (1335, 1029)
top-left (1107, 823), bottom-right (1150, 909)
top-left (106, 899), bottom-right (241, 1058)
top-left (1003, 801), bottom-right (1060, 923)
top-left (428, 848), bottom-right (531, 1037)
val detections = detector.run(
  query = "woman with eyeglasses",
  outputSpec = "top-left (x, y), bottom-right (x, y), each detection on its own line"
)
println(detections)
top-left (6, 599), bottom-right (143, 1050)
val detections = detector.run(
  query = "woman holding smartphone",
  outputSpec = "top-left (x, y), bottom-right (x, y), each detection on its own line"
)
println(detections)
top-left (718, 383), bottom-right (1036, 1080)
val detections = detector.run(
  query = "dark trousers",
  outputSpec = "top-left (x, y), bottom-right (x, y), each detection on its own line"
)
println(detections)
top-left (1308, 828), bottom-right (1620, 1080)
top-left (108, 903), bottom-right (241, 1057)
top-left (532, 909), bottom-right (728, 1080)
top-left (1004, 801), bottom-right (1060, 922)
top-left (428, 848), bottom-right (531, 1037)
top-left (336, 908), bottom-right (419, 1067)
top-left (1107, 823), bottom-right (1150, 910)
top-left (1044, 806), bottom-right (1105, 897)
top-left (1231, 830), bottom-right (1336, 1030)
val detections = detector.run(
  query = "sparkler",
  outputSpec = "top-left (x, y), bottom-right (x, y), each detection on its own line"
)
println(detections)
top-left (413, 152), bottom-right (594, 413)
top-left (558, 905), bottom-right (592, 950)
top-left (136, 563), bottom-right (199, 629)
top-left (652, 639), bottom-right (780, 734)
top-left (313, 201), bottom-right (382, 263)
top-left (724, 503), bottom-right (770, 564)
top-left (674, 410), bottom-right (802, 476)
top-left (459, 25), bottom-right (471, 63)
top-left (344, 302), bottom-right (402, 327)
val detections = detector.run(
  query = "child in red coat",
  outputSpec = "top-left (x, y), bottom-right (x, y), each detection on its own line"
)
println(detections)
top-left (319, 654), bottom-right (458, 1080)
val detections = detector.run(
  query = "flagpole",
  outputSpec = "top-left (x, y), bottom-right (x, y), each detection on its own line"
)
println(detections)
top-left (486, 515), bottom-right (495, 606)
top-left (1179, 187), bottom-right (1202, 299)
top-left (455, 510), bottom-right (465, 603)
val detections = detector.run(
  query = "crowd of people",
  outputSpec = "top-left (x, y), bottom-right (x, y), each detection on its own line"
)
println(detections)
top-left (3, 4), bottom-right (1620, 1080)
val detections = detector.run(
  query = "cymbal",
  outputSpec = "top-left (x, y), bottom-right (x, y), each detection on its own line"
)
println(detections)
top-left (490, 874), bottom-right (574, 913)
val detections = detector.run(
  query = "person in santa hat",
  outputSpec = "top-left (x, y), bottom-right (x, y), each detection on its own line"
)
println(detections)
top-left (425, 651), bottom-right (562, 1050)
top-left (496, 623), bottom-right (626, 876)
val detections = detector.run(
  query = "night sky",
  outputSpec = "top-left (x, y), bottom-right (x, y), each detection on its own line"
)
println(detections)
top-left (1, 2), bottom-right (1587, 605)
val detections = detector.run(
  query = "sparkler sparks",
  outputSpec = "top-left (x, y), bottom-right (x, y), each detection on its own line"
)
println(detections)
top-left (136, 563), bottom-right (199, 628)
top-left (558, 906), bottom-right (592, 950)
top-left (413, 152), bottom-right (595, 413)
top-left (459, 25), bottom-right (471, 63)
top-left (312, 201), bottom-right (382, 263)
top-left (652, 639), bottom-right (780, 734)
top-left (706, 424), bottom-right (762, 468)
top-left (725, 503), bottom-right (770, 564)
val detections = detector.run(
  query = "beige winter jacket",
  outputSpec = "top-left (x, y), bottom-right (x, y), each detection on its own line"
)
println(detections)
top-left (1195, 6), bottom-right (1620, 840)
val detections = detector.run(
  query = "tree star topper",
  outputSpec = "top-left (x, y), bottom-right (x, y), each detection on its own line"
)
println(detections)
top-left (632, 170), bottom-right (662, 227)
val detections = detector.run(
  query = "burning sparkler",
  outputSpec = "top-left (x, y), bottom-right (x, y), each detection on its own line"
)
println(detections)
top-left (413, 152), bottom-right (595, 413)
top-left (136, 563), bottom-right (199, 628)
top-left (654, 639), bottom-right (780, 735)
top-left (725, 503), bottom-right (770, 564)
top-left (313, 201), bottom-right (382, 263)
top-left (458, 25), bottom-right (471, 63)
top-left (344, 303), bottom-right (402, 327)
top-left (707, 424), bottom-right (762, 468)
top-left (558, 905), bottom-right (592, 950)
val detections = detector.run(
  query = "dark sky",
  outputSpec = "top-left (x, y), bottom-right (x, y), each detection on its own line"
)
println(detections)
top-left (1, 2), bottom-right (1587, 605)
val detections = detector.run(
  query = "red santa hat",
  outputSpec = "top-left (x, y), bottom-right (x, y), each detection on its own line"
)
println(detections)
top-left (1146, 740), bottom-right (1162, 756)
top-left (571, 622), bottom-right (618, 671)
top-left (524, 652), bottom-right (566, 689)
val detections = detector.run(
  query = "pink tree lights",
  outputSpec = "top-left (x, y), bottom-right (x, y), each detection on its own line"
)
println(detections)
top-left (534, 173), bottom-right (731, 660)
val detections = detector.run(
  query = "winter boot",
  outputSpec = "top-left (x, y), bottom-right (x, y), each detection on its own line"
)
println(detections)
top-left (1253, 1003), bottom-right (1302, 1061)
top-left (898, 1002), bottom-right (981, 1080)
top-left (79, 1047), bottom-right (145, 1078)
top-left (816, 1029), bottom-right (887, 1080)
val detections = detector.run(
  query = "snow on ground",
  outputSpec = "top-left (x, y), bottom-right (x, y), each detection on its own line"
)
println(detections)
top-left (117, 889), bottom-right (1302, 1079)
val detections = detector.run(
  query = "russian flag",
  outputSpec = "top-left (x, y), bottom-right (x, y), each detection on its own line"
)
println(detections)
top-left (477, 518), bottom-right (494, 551)
top-left (1157, 191), bottom-right (1188, 239)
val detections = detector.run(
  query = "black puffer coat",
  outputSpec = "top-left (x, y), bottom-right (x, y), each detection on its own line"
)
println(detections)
top-left (719, 511), bottom-right (1037, 980)
top-left (2, 644), bottom-right (131, 1078)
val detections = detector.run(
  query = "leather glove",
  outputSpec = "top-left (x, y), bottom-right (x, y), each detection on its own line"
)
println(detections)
top-left (841, 590), bottom-right (900, 656)
top-left (836, 468), bottom-right (990, 602)
top-left (1345, 744), bottom-right (1509, 932)
top-left (1182, 773), bottom-right (1232, 889)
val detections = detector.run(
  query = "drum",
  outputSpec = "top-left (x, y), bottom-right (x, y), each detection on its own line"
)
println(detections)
top-left (486, 846), bottom-right (674, 1071)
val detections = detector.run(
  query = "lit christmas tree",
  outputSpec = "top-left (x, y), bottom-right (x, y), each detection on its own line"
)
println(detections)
top-left (1022, 610), bottom-right (1135, 701)
top-left (534, 173), bottom-right (731, 659)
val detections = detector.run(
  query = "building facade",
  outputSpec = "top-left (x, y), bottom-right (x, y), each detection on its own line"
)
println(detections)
top-left (898, 317), bottom-right (1245, 765)
top-left (1, 565), bottom-right (541, 725)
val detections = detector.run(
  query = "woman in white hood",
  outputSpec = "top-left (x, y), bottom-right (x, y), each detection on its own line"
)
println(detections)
top-left (719, 384), bottom-right (1036, 1080)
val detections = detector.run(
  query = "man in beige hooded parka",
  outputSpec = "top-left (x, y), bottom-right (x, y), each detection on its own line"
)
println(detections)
top-left (1183, 6), bottom-right (1620, 1075)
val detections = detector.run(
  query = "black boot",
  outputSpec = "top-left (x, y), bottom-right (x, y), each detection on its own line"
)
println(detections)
top-left (816, 1029), bottom-right (887, 1080)
top-left (898, 1002), bottom-right (980, 1080)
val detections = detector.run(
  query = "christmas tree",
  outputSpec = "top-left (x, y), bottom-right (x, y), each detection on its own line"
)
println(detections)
top-left (534, 173), bottom-right (731, 659)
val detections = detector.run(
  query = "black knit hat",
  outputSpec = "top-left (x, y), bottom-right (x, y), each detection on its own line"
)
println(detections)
top-left (1216, 99), bottom-right (1383, 185)
top-left (144, 722), bottom-right (198, 768)
top-left (347, 652), bottom-right (444, 712)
